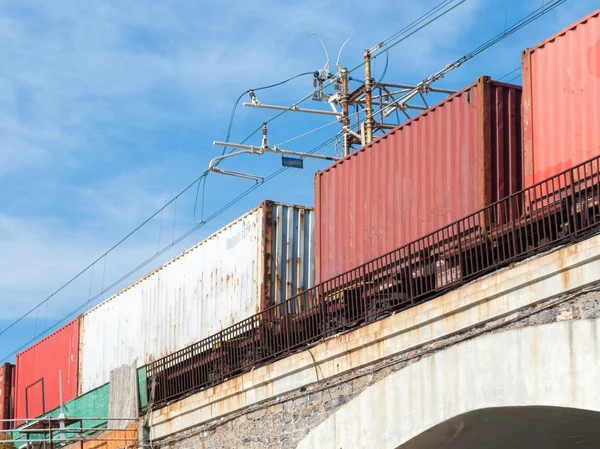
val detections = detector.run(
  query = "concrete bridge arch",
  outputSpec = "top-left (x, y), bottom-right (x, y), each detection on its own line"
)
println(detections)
top-left (297, 318), bottom-right (600, 449)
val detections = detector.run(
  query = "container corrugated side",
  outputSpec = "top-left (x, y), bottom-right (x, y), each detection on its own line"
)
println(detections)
top-left (315, 76), bottom-right (522, 283)
top-left (0, 363), bottom-right (13, 429)
top-left (79, 201), bottom-right (314, 394)
top-left (14, 318), bottom-right (80, 423)
top-left (522, 8), bottom-right (600, 187)
top-left (270, 202), bottom-right (315, 304)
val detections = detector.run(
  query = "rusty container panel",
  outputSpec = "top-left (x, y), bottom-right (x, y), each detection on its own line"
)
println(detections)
top-left (270, 202), bottom-right (315, 304)
top-left (0, 363), bottom-right (14, 429)
top-left (14, 318), bottom-right (80, 423)
top-left (522, 9), bottom-right (600, 188)
top-left (315, 76), bottom-right (522, 282)
top-left (79, 201), bottom-right (314, 394)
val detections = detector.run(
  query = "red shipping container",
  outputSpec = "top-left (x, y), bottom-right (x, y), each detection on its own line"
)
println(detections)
top-left (522, 8), bottom-right (600, 188)
top-left (315, 76), bottom-right (522, 283)
top-left (14, 318), bottom-right (80, 423)
top-left (0, 363), bottom-right (13, 429)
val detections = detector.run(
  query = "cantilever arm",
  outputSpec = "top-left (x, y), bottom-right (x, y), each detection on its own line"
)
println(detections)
top-left (208, 150), bottom-right (264, 184)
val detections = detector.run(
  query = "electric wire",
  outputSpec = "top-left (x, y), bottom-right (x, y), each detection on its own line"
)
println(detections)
top-left (382, 0), bottom-right (459, 46)
top-left (377, 43), bottom-right (389, 83)
top-left (194, 0), bottom-right (468, 217)
top-left (463, 0), bottom-right (565, 61)
top-left (221, 71), bottom-right (315, 156)
top-left (0, 130), bottom-right (345, 362)
top-left (192, 71), bottom-right (315, 224)
top-left (499, 66), bottom-right (521, 80)
top-left (366, 0), bottom-right (567, 118)
top-left (0, 0), bottom-right (566, 358)
top-left (275, 119), bottom-right (340, 147)
top-left (506, 71), bottom-right (523, 83)
top-left (2, 2), bottom-right (460, 343)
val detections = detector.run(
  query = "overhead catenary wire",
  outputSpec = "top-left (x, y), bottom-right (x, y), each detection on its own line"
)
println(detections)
top-left (506, 71), bottom-right (523, 83)
top-left (0, 130), bottom-right (345, 362)
top-left (193, 70), bottom-right (316, 224)
top-left (3, 1), bottom-right (458, 342)
top-left (275, 119), bottom-right (340, 147)
top-left (368, 0), bottom-right (567, 117)
top-left (499, 66), bottom-right (521, 81)
top-left (194, 1), bottom-right (465, 221)
top-left (249, 145), bottom-right (337, 210)
top-left (0, 0), bottom-right (568, 359)
top-left (221, 71), bottom-right (315, 156)
top-left (463, 0), bottom-right (565, 60)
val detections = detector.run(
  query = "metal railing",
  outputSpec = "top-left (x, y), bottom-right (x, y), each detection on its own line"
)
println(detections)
top-left (2, 416), bottom-right (138, 447)
top-left (148, 154), bottom-right (600, 409)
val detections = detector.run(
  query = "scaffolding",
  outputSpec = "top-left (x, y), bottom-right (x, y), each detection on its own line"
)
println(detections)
top-left (0, 416), bottom-right (138, 449)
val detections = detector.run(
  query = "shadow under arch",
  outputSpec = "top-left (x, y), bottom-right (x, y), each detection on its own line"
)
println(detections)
top-left (398, 406), bottom-right (600, 449)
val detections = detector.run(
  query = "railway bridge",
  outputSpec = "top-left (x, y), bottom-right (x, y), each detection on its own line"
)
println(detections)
top-left (147, 232), bottom-right (600, 449)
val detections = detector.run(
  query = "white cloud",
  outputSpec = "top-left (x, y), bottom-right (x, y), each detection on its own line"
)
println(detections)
top-left (5, 0), bottom-right (598, 358)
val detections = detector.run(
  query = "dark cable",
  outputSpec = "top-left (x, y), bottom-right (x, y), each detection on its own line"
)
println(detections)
top-left (0, 133), bottom-right (339, 362)
top-left (192, 71), bottom-right (315, 224)
top-left (499, 66), bottom-right (521, 81)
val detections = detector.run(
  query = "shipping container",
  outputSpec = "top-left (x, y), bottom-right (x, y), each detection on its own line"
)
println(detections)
top-left (315, 76), bottom-right (522, 282)
top-left (14, 318), bottom-right (80, 423)
top-left (522, 8), bottom-right (600, 188)
top-left (79, 200), bottom-right (314, 394)
top-left (0, 363), bottom-right (13, 429)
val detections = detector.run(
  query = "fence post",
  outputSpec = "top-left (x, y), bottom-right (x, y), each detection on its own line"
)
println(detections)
top-left (570, 168), bottom-right (579, 237)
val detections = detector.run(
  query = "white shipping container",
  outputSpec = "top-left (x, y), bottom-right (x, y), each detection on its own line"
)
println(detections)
top-left (79, 201), bottom-right (314, 394)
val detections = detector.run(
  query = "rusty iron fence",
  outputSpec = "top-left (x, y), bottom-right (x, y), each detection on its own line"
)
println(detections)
top-left (148, 154), bottom-right (600, 409)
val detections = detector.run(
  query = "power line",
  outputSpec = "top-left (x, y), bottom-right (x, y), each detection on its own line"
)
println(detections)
top-left (2, 1), bottom-right (461, 345)
top-left (192, 71), bottom-right (315, 224)
top-left (0, 102), bottom-right (354, 360)
top-left (506, 71), bottom-right (523, 83)
top-left (0, 133), bottom-right (343, 362)
top-left (221, 71), bottom-right (315, 156)
top-left (275, 119), bottom-right (340, 147)
top-left (364, 0), bottom-right (567, 118)
top-left (464, 0), bottom-right (565, 60)
top-left (0, 0), bottom-right (564, 359)
top-left (196, 0), bottom-right (467, 220)
top-left (499, 66), bottom-right (521, 81)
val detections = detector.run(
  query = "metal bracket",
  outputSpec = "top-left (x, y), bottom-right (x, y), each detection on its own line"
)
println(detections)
top-left (210, 124), bottom-right (340, 182)
top-left (242, 101), bottom-right (341, 117)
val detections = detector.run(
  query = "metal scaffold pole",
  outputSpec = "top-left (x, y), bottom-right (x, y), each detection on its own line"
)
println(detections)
top-left (363, 49), bottom-right (375, 145)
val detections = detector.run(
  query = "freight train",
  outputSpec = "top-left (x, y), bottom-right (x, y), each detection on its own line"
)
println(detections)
top-left (148, 151), bottom-right (600, 407)
top-left (147, 8), bottom-right (600, 407)
top-left (4, 8), bottom-right (600, 423)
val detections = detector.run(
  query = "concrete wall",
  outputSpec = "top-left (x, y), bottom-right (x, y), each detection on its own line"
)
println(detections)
top-left (149, 234), bottom-right (600, 442)
top-left (149, 234), bottom-right (600, 448)
top-left (299, 318), bottom-right (600, 449)
top-left (150, 284), bottom-right (600, 449)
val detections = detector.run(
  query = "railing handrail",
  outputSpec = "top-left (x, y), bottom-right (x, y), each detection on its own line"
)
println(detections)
top-left (147, 151), bottom-right (600, 408)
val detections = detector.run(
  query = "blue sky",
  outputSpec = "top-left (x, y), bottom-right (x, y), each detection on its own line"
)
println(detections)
top-left (1, 0), bottom-right (598, 361)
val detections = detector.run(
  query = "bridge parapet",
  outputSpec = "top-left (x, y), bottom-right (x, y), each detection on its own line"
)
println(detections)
top-left (149, 235), bottom-right (600, 448)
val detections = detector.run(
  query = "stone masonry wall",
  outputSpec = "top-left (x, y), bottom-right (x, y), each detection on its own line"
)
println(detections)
top-left (149, 284), bottom-right (600, 449)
